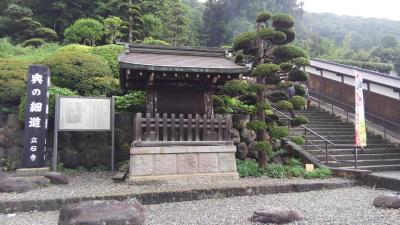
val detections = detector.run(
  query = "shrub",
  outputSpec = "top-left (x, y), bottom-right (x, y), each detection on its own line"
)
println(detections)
top-left (247, 121), bottom-right (268, 132)
top-left (115, 91), bottom-right (146, 113)
top-left (91, 44), bottom-right (124, 77)
top-left (222, 80), bottom-right (249, 97)
top-left (22, 38), bottom-right (45, 48)
top-left (265, 164), bottom-right (286, 178)
top-left (286, 165), bottom-right (306, 177)
top-left (76, 77), bottom-right (120, 96)
top-left (290, 136), bottom-right (306, 145)
top-left (233, 32), bottom-right (257, 51)
top-left (42, 52), bottom-right (112, 90)
top-left (235, 54), bottom-right (244, 64)
top-left (333, 59), bottom-right (394, 74)
top-left (272, 14), bottom-right (295, 29)
top-left (292, 57), bottom-right (310, 67)
top-left (34, 27), bottom-right (58, 42)
top-left (294, 84), bottom-right (305, 96)
top-left (277, 100), bottom-right (293, 110)
top-left (18, 86), bottom-right (77, 121)
top-left (288, 70), bottom-right (309, 82)
top-left (254, 141), bottom-right (275, 160)
top-left (270, 126), bottom-right (289, 139)
top-left (251, 63), bottom-right (280, 77)
top-left (64, 18), bottom-right (104, 46)
top-left (56, 44), bottom-right (93, 54)
top-left (0, 59), bottom-right (29, 104)
top-left (290, 95), bottom-right (306, 110)
top-left (142, 37), bottom-right (170, 46)
top-left (257, 27), bottom-right (275, 40)
top-left (268, 92), bottom-right (289, 102)
top-left (273, 45), bottom-right (307, 61)
top-left (304, 167), bottom-right (332, 179)
top-left (291, 115), bottom-right (309, 126)
top-left (256, 11), bottom-right (271, 23)
top-left (280, 62), bottom-right (293, 72)
top-left (236, 159), bottom-right (262, 177)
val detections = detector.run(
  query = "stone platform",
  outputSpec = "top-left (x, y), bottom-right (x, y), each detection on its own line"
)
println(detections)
top-left (129, 145), bottom-right (239, 184)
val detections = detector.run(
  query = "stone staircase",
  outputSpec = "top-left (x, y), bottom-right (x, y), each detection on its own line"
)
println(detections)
top-left (280, 108), bottom-right (400, 172)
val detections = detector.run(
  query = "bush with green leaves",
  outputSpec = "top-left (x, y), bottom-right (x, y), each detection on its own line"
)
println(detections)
top-left (18, 86), bottom-right (77, 121)
top-left (64, 18), bottom-right (104, 46)
top-left (142, 37), bottom-right (170, 46)
top-left (222, 80), bottom-right (249, 97)
top-left (251, 64), bottom-right (280, 77)
top-left (333, 59), bottom-right (394, 74)
top-left (288, 70), bottom-right (309, 82)
top-left (91, 44), bottom-right (124, 78)
top-left (277, 100), bottom-right (293, 110)
top-left (247, 121), bottom-right (268, 132)
top-left (264, 163), bottom-right (286, 178)
top-left (233, 32), bottom-right (257, 51)
top-left (42, 52), bottom-right (112, 90)
top-left (76, 77), bottom-right (120, 96)
top-left (214, 95), bottom-right (256, 115)
top-left (304, 167), bottom-right (332, 179)
top-left (290, 95), bottom-right (306, 110)
top-left (290, 136), bottom-right (306, 145)
top-left (256, 11), bottom-right (272, 23)
top-left (22, 38), bottom-right (45, 48)
top-left (270, 126), bottom-right (289, 139)
top-left (291, 115), bottom-right (309, 126)
top-left (273, 45), bottom-right (307, 61)
top-left (268, 92), bottom-right (289, 102)
top-left (272, 14), bottom-right (295, 29)
top-left (294, 84), bottom-right (305, 96)
top-left (236, 159), bottom-right (262, 177)
top-left (115, 91), bottom-right (146, 113)
top-left (56, 44), bottom-right (93, 54)
top-left (0, 59), bottom-right (29, 105)
top-left (34, 27), bottom-right (58, 42)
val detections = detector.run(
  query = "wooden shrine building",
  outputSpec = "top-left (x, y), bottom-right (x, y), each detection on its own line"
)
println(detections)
top-left (119, 45), bottom-right (248, 115)
top-left (118, 45), bottom-right (248, 184)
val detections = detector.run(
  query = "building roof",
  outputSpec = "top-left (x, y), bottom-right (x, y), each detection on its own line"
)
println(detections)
top-left (118, 44), bottom-right (248, 74)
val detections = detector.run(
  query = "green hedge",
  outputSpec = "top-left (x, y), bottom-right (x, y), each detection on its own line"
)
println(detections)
top-left (76, 77), bottom-right (120, 96)
top-left (55, 44), bottom-right (93, 54)
top-left (91, 44), bottom-right (124, 78)
top-left (222, 80), bottom-right (249, 97)
top-left (333, 59), bottom-right (394, 74)
top-left (0, 59), bottom-right (29, 105)
top-left (289, 95), bottom-right (306, 110)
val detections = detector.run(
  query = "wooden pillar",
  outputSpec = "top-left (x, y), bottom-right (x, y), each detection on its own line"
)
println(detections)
top-left (119, 68), bottom-right (127, 91)
top-left (146, 73), bottom-right (155, 114)
top-left (204, 87), bottom-right (213, 115)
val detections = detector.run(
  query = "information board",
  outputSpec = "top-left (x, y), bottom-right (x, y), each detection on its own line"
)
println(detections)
top-left (58, 97), bottom-right (111, 131)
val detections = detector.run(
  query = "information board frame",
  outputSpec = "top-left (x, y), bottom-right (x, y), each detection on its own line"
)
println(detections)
top-left (53, 96), bottom-right (116, 172)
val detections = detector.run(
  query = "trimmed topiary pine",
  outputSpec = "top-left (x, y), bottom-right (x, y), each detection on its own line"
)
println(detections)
top-left (0, 59), bottom-right (29, 104)
top-left (22, 38), bottom-right (45, 48)
top-left (277, 100), bottom-right (294, 111)
top-left (270, 126), bottom-right (289, 140)
top-left (76, 77), bottom-right (121, 96)
top-left (290, 95), bottom-right (306, 110)
top-left (222, 80), bottom-right (249, 97)
top-left (291, 115), bottom-right (309, 126)
top-left (288, 70), bottom-right (309, 82)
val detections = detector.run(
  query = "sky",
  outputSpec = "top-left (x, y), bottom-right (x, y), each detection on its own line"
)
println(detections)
top-left (197, 0), bottom-right (400, 21)
top-left (299, 0), bottom-right (400, 21)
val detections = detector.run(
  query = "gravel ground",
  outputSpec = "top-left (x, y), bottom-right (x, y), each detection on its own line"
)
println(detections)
top-left (1, 186), bottom-right (399, 225)
top-left (0, 172), bottom-right (352, 201)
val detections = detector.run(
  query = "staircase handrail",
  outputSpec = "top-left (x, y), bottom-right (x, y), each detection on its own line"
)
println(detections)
top-left (271, 107), bottom-right (337, 164)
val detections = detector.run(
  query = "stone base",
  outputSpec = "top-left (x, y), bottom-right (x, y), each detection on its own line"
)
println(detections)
top-left (16, 167), bottom-right (50, 177)
top-left (129, 145), bottom-right (239, 185)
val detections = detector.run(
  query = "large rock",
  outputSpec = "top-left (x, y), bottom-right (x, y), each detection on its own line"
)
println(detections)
top-left (236, 142), bottom-right (248, 160)
top-left (231, 128), bottom-right (240, 144)
top-left (250, 207), bottom-right (302, 224)
top-left (61, 147), bottom-right (81, 168)
top-left (247, 143), bottom-right (258, 160)
top-left (44, 172), bottom-right (69, 185)
top-left (232, 114), bottom-right (250, 130)
top-left (240, 128), bottom-right (256, 144)
top-left (0, 177), bottom-right (34, 193)
top-left (373, 194), bottom-right (400, 209)
top-left (58, 199), bottom-right (145, 225)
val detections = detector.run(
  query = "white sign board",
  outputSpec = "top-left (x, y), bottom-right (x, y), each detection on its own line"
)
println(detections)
top-left (58, 97), bottom-right (111, 131)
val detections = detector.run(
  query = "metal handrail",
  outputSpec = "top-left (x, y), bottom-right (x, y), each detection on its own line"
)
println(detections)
top-left (310, 89), bottom-right (400, 139)
top-left (271, 107), bottom-right (337, 164)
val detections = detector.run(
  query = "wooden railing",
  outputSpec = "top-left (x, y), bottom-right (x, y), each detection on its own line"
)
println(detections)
top-left (133, 113), bottom-right (232, 145)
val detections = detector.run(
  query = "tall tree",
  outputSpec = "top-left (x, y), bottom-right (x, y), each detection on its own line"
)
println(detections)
top-left (165, 1), bottom-right (189, 46)
top-left (234, 11), bottom-right (309, 166)
top-left (104, 16), bottom-right (122, 44)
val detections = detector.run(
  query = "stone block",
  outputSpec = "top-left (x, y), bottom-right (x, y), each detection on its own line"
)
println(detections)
top-left (218, 153), bottom-right (237, 172)
top-left (198, 153), bottom-right (219, 173)
top-left (16, 167), bottom-right (50, 176)
top-left (153, 154), bottom-right (177, 175)
top-left (131, 155), bottom-right (153, 176)
top-left (177, 154), bottom-right (198, 174)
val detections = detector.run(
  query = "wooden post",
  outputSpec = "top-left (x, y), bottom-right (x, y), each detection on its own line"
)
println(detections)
top-left (163, 113), bottom-right (168, 141)
top-left (188, 114), bottom-right (193, 141)
top-left (195, 114), bottom-right (200, 141)
top-left (155, 113), bottom-right (160, 141)
top-left (179, 114), bottom-right (184, 141)
top-left (135, 113), bottom-right (142, 141)
top-left (218, 115), bottom-right (223, 141)
top-left (203, 114), bottom-right (208, 141)
top-left (171, 114), bottom-right (176, 141)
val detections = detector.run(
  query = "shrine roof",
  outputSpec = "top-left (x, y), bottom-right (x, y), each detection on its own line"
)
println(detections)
top-left (118, 44), bottom-right (248, 74)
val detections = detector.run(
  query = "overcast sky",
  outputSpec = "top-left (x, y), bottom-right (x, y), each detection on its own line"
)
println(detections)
top-left (300, 0), bottom-right (399, 21)
top-left (197, 0), bottom-right (400, 21)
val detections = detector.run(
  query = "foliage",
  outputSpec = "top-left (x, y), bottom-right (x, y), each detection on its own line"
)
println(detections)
top-left (290, 136), bottom-right (306, 145)
top-left (115, 91), bottom-right (146, 113)
top-left (142, 37), bottom-right (170, 46)
top-left (264, 164), bottom-right (286, 178)
top-left (165, 1), bottom-right (190, 45)
top-left (256, 11), bottom-right (272, 23)
top-left (332, 59), bottom-right (394, 74)
top-left (236, 159), bottom-right (262, 177)
top-left (18, 86), bottom-right (77, 121)
top-left (280, 62), bottom-right (294, 72)
top-left (288, 70), bottom-right (309, 82)
top-left (103, 16), bottom-right (122, 44)
top-left (57, 163), bottom-right (78, 174)
top-left (270, 126), bottom-right (289, 140)
top-left (294, 84), bottom-right (305, 96)
top-left (289, 95), bottom-right (306, 110)
top-left (254, 141), bottom-right (274, 160)
top-left (64, 18), bottom-right (104, 46)
top-left (272, 14), bottom-right (295, 29)
top-left (273, 45), bottom-right (308, 61)
top-left (0, 59), bottom-right (28, 104)
top-left (91, 44), bottom-right (124, 77)
top-left (213, 95), bottom-right (256, 115)
top-left (143, 14), bottom-right (164, 39)
top-left (268, 92), bottom-right (289, 103)
top-left (304, 167), bottom-right (332, 179)
top-left (233, 32), bottom-right (257, 51)
top-left (251, 64), bottom-right (280, 77)
top-left (277, 100), bottom-right (294, 110)
top-left (22, 38), bottom-right (45, 48)
top-left (222, 80), bottom-right (249, 97)
top-left (291, 57), bottom-right (310, 67)
top-left (381, 35), bottom-right (398, 48)
top-left (76, 77), bottom-right (120, 96)
top-left (34, 27), bottom-right (58, 42)
top-left (247, 121), bottom-right (268, 133)
top-left (42, 52), bottom-right (112, 90)
top-left (291, 115), bottom-right (309, 126)
top-left (55, 44), bottom-right (93, 54)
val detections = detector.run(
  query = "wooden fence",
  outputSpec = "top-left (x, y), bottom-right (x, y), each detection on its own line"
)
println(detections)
top-left (133, 113), bottom-right (232, 143)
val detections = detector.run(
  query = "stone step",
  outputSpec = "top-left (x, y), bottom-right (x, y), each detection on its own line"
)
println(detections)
top-left (309, 148), bottom-right (400, 155)
top-left (339, 164), bottom-right (400, 172)
top-left (306, 121), bottom-right (353, 125)
top-left (301, 134), bottom-right (383, 141)
top-left (328, 159), bottom-right (400, 167)
top-left (305, 139), bottom-right (385, 145)
top-left (317, 153), bottom-right (400, 161)
top-left (304, 124), bottom-right (355, 129)
top-left (304, 143), bottom-right (398, 151)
